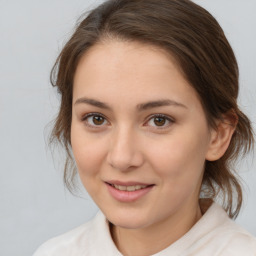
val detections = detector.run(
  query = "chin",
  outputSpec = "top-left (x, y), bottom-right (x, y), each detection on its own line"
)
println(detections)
top-left (111, 219), bottom-right (148, 230)
top-left (103, 208), bottom-right (153, 230)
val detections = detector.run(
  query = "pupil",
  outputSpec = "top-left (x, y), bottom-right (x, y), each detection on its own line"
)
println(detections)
top-left (154, 117), bottom-right (165, 126)
top-left (93, 116), bottom-right (104, 125)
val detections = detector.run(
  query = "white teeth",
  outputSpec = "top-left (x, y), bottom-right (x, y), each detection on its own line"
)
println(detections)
top-left (118, 185), bottom-right (127, 191)
top-left (127, 186), bottom-right (136, 191)
top-left (113, 184), bottom-right (147, 191)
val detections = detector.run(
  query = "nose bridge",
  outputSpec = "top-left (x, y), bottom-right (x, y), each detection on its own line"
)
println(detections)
top-left (107, 124), bottom-right (143, 171)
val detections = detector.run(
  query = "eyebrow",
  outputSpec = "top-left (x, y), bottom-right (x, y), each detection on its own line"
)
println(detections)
top-left (137, 99), bottom-right (187, 111)
top-left (74, 97), bottom-right (187, 110)
top-left (74, 97), bottom-right (111, 109)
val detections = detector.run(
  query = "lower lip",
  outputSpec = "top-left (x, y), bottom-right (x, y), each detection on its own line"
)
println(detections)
top-left (106, 183), bottom-right (154, 202)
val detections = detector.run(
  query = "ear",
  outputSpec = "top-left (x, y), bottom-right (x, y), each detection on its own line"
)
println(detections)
top-left (206, 111), bottom-right (238, 161)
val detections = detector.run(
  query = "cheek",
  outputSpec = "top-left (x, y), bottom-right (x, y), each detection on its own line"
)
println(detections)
top-left (147, 129), bottom-right (208, 183)
top-left (146, 133), bottom-right (207, 211)
top-left (71, 126), bottom-right (107, 178)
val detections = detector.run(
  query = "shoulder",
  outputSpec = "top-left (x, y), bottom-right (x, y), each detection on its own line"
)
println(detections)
top-left (33, 211), bottom-right (106, 256)
top-left (170, 201), bottom-right (256, 256)
top-left (215, 218), bottom-right (256, 255)
top-left (220, 231), bottom-right (256, 255)
top-left (196, 202), bottom-right (256, 255)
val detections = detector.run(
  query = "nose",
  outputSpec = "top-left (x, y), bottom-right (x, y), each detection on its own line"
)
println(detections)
top-left (106, 127), bottom-right (144, 171)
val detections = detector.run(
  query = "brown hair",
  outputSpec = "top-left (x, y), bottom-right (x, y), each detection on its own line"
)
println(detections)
top-left (50, 0), bottom-right (254, 218)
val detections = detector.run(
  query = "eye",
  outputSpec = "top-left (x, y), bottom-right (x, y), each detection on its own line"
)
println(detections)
top-left (146, 114), bottom-right (174, 128)
top-left (82, 113), bottom-right (108, 128)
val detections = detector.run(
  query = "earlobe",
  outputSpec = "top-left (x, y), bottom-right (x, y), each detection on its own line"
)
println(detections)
top-left (206, 113), bottom-right (237, 161)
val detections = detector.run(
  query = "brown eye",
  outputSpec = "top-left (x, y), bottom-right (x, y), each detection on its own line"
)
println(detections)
top-left (153, 117), bottom-right (166, 126)
top-left (83, 113), bottom-right (108, 127)
top-left (146, 114), bottom-right (174, 129)
top-left (92, 116), bottom-right (105, 125)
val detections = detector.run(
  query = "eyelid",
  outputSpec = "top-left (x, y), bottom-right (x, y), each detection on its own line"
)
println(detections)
top-left (81, 112), bottom-right (109, 128)
top-left (80, 112), bottom-right (174, 130)
top-left (81, 112), bottom-right (106, 121)
top-left (144, 114), bottom-right (175, 128)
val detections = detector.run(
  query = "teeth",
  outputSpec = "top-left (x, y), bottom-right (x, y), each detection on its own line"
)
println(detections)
top-left (117, 185), bottom-right (127, 191)
top-left (127, 186), bottom-right (135, 191)
top-left (113, 184), bottom-right (147, 191)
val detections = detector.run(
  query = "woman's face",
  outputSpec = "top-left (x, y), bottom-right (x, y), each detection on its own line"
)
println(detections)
top-left (71, 41), bottom-right (214, 230)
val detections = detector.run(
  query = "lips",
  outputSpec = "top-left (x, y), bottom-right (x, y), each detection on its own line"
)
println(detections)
top-left (111, 184), bottom-right (148, 191)
top-left (105, 181), bottom-right (154, 202)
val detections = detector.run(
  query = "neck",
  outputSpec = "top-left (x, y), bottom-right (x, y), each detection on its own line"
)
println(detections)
top-left (110, 203), bottom-right (202, 256)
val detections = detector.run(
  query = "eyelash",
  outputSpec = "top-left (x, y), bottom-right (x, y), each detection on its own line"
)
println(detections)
top-left (145, 114), bottom-right (174, 129)
top-left (81, 113), bottom-right (175, 130)
top-left (81, 113), bottom-right (108, 128)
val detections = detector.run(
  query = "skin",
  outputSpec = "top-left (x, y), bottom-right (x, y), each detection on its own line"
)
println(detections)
top-left (71, 40), bottom-right (235, 256)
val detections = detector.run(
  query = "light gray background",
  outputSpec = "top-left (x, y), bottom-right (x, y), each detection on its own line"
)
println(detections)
top-left (0, 1), bottom-right (255, 255)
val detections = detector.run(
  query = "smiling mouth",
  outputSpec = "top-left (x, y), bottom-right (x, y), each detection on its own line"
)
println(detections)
top-left (105, 182), bottom-right (154, 202)
top-left (109, 184), bottom-right (148, 191)
top-left (106, 182), bottom-right (154, 191)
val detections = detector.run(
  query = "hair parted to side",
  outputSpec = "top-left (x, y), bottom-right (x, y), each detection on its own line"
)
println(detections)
top-left (50, 0), bottom-right (254, 218)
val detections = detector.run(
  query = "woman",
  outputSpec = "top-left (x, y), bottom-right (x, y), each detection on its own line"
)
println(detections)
top-left (34, 0), bottom-right (255, 255)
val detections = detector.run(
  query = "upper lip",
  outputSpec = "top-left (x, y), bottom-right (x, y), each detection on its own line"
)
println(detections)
top-left (105, 180), bottom-right (153, 186)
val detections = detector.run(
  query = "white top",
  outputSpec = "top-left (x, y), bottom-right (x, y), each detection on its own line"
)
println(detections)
top-left (33, 202), bottom-right (256, 256)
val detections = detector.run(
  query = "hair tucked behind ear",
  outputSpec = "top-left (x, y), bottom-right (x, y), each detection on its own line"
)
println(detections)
top-left (50, 0), bottom-right (255, 218)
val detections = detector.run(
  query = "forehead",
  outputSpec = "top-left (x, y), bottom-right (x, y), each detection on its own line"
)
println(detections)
top-left (75, 40), bottom-right (177, 80)
top-left (73, 40), bottom-right (200, 110)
